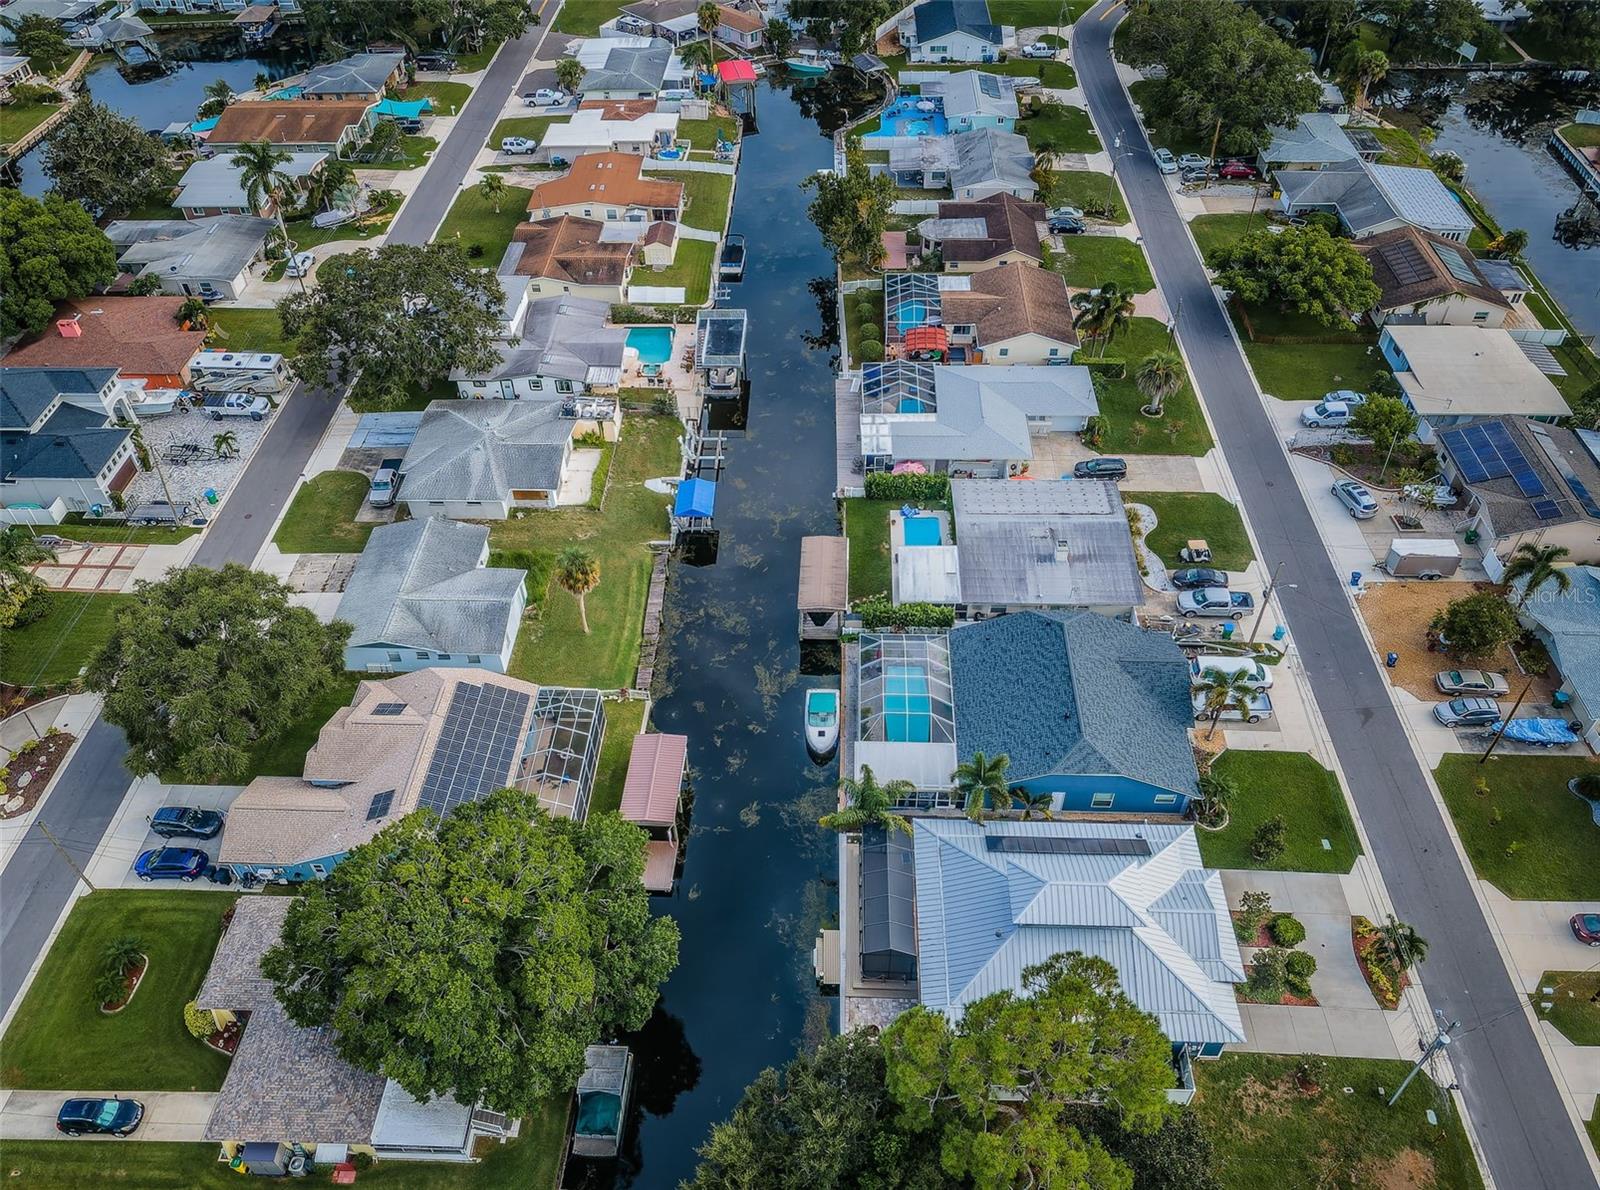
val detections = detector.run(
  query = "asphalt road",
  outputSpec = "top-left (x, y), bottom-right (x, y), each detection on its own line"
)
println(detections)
top-left (0, 11), bottom-right (565, 1024)
top-left (1075, 6), bottom-right (1596, 1187)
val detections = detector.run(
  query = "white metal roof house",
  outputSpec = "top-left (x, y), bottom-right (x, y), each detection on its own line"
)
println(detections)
top-left (454, 295), bottom-right (627, 401)
top-left (336, 519), bottom-right (528, 674)
top-left (1378, 325), bottom-right (1571, 431)
top-left (1276, 159), bottom-right (1474, 241)
top-left (910, 69), bottom-right (1020, 131)
top-left (399, 399), bottom-right (581, 516)
top-left (104, 216), bottom-right (275, 300)
top-left (172, 152), bottom-right (327, 218)
top-left (898, 0), bottom-right (1013, 63)
top-left (536, 104), bottom-right (679, 161)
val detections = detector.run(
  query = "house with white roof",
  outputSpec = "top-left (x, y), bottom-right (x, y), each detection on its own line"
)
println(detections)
top-left (399, 399), bottom-right (584, 516)
top-left (907, 69), bottom-right (1020, 131)
top-left (1378, 324), bottom-right (1570, 433)
top-left (172, 152), bottom-right (327, 219)
top-left (569, 35), bottom-right (688, 99)
top-left (1276, 159), bottom-right (1474, 241)
top-left (535, 103), bottom-right (679, 161)
top-left (105, 216), bottom-right (274, 300)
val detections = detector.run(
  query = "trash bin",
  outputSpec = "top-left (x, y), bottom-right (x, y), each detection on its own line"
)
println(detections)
top-left (1220, 623), bottom-right (1234, 639)
top-left (1350, 570), bottom-right (1362, 587)
top-left (1386, 652), bottom-right (1399, 668)
top-left (1272, 625), bottom-right (1286, 642)
top-left (204, 488), bottom-right (218, 505)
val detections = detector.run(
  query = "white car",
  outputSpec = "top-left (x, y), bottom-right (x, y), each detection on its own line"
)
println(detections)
top-left (1046, 205), bottom-right (1084, 221)
top-left (284, 251), bottom-right (315, 278)
top-left (1192, 690), bottom-right (1274, 724)
top-left (1301, 399), bottom-right (1355, 428)
top-left (1153, 147), bottom-right (1178, 174)
top-left (1331, 478), bottom-right (1378, 519)
top-left (1020, 42), bottom-right (1055, 59)
top-left (1323, 389), bottom-right (1368, 407)
top-left (522, 88), bottom-right (567, 107)
top-left (1177, 153), bottom-right (1210, 172)
top-left (499, 136), bottom-right (537, 154)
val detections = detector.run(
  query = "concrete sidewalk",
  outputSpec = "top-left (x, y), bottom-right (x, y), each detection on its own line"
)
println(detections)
top-left (0, 694), bottom-right (105, 871)
top-left (0, 1090), bottom-right (217, 1141)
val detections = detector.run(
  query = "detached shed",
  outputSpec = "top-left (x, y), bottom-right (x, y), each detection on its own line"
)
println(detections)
top-left (798, 536), bottom-right (849, 640)
top-left (620, 732), bottom-right (687, 893)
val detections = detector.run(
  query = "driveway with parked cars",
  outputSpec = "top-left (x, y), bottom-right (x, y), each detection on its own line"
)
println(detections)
top-left (84, 780), bottom-right (245, 891)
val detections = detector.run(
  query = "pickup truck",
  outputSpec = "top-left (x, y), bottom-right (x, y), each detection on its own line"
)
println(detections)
top-left (368, 458), bottom-right (404, 508)
top-left (1177, 588), bottom-right (1255, 620)
top-left (203, 392), bottom-right (270, 421)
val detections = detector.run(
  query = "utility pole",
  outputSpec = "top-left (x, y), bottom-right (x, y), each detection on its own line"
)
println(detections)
top-left (1388, 1011), bottom-right (1459, 1107)
top-left (36, 822), bottom-right (97, 892)
top-left (1478, 676), bottom-right (1536, 764)
top-left (1204, 117), bottom-right (1223, 188)
top-left (1247, 560), bottom-right (1288, 643)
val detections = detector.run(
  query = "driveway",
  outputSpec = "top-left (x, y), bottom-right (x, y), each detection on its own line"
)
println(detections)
top-left (0, 1090), bottom-right (217, 1141)
top-left (85, 779), bottom-right (245, 891)
top-left (1077, 5), bottom-right (1596, 1186)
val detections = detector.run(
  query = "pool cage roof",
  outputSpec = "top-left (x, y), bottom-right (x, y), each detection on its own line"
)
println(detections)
top-left (884, 272), bottom-right (943, 343)
top-left (860, 824), bottom-right (918, 982)
top-left (519, 687), bottom-right (606, 818)
top-left (857, 632), bottom-right (956, 745)
top-left (862, 362), bottom-right (938, 416)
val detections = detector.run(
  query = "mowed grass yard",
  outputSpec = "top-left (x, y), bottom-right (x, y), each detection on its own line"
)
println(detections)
top-left (497, 414), bottom-right (679, 689)
top-left (436, 183), bottom-right (534, 263)
top-left (0, 593), bottom-right (128, 688)
top-left (1050, 169), bottom-right (1127, 223)
top-left (1198, 750), bottom-right (1361, 873)
top-left (1189, 212), bottom-right (1260, 259)
top-left (588, 699), bottom-right (648, 817)
top-left (272, 470), bottom-right (376, 553)
top-left (1435, 754), bottom-right (1600, 899)
top-left (1047, 235), bottom-right (1154, 292)
top-left (1018, 105), bottom-right (1099, 153)
top-left (554, 0), bottom-right (627, 35)
top-left (0, 891), bottom-right (235, 1091)
top-left (1088, 317), bottom-right (1213, 457)
top-left (1123, 491), bottom-right (1254, 571)
top-left (1231, 304), bottom-right (1382, 402)
top-left (639, 238), bottom-right (716, 305)
top-left (1530, 969), bottom-right (1600, 1046)
top-left (206, 307), bottom-right (295, 357)
top-left (841, 497), bottom-right (955, 604)
top-left (1192, 1054), bottom-right (1484, 1190)
top-left (650, 168), bottom-right (732, 234)
top-left (884, 52), bottom-right (1078, 90)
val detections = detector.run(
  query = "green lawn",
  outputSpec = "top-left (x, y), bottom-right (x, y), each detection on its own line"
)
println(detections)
top-left (1189, 212), bottom-right (1260, 260)
top-left (0, 592), bottom-right (128, 687)
top-left (1192, 1054), bottom-right (1484, 1190)
top-left (1047, 236), bottom-right (1154, 292)
top-left (401, 80), bottom-right (472, 113)
top-left (991, 0), bottom-right (1095, 26)
top-left (0, 99), bottom-right (63, 147)
top-left (650, 167), bottom-right (732, 234)
top-left (278, 193), bottom-right (401, 254)
top-left (0, 891), bottom-right (234, 1091)
top-left (1048, 169), bottom-right (1127, 223)
top-left (589, 699), bottom-right (648, 817)
top-left (884, 52), bottom-right (1077, 90)
top-left (640, 238), bottom-right (715, 305)
top-left (1435, 755), bottom-right (1600, 899)
top-left (497, 415), bottom-right (679, 689)
top-left (1126, 79), bottom-right (1212, 158)
top-left (51, 515), bottom-right (201, 544)
top-left (356, 133), bottom-right (438, 171)
top-left (273, 470), bottom-right (376, 554)
top-left (206, 308), bottom-right (295, 357)
top-left (1231, 305), bottom-right (1382, 402)
top-left (675, 116), bottom-right (739, 150)
top-left (490, 113), bottom-right (557, 146)
top-left (0, 1097), bottom-right (569, 1189)
top-left (842, 498), bottom-right (897, 603)
top-left (554, 0), bottom-right (626, 35)
top-left (1559, 123), bottom-right (1600, 149)
top-left (435, 183), bottom-right (533, 264)
top-left (1198, 751), bottom-right (1362, 873)
top-left (1124, 491), bottom-right (1253, 571)
top-left (349, 375), bottom-right (456, 415)
top-left (1372, 124), bottom-right (1432, 167)
top-left (1018, 105), bottom-right (1099, 153)
top-left (1530, 970), bottom-right (1600, 1046)
top-left (1088, 317), bottom-right (1213, 457)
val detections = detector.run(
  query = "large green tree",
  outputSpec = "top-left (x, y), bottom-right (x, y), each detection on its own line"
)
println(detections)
top-left (1350, 396), bottom-right (1418, 476)
top-left (1207, 225), bottom-right (1380, 326)
top-left (1117, 0), bottom-right (1320, 155)
top-left (1367, 0), bottom-right (1490, 63)
top-left (299, 0), bottom-right (528, 58)
top-left (263, 789), bottom-right (679, 1115)
top-left (882, 953), bottom-right (1176, 1188)
top-left (688, 1031), bottom-right (946, 1190)
top-left (1433, 591), bottom-right (1521, 661)
top-left (1521, 0), bottom-right (1600, 65)
top-left (0, 188), bottom-right (117, 339)
top-left (277, 242), bottom-right (504, 409)
top-left (41, 100), bottom-right (173, 220)
top-left (802, 143), bottom-right (896, 270)
top-left (1, 14), bottom-right (72, 73)
top-left (87, 564), bottom-right (351, 781)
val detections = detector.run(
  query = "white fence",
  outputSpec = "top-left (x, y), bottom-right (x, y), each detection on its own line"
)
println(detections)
top-left (647, 156), bottom-right (735, 175)
top-left (0, 499), bottom-right (69, 527)
top-left (1507, 326), bottom-right (1569, 347)
top-left (890, 199), bottom-right (942, 215)
top-left (627, 284), bottom-right (688, 304)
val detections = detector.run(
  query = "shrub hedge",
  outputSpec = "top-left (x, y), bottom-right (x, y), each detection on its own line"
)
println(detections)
top-left (864, 472), bottom-right (951, 502)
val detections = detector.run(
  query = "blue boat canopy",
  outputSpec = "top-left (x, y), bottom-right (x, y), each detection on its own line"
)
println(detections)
top-left (674, 478), bottom-right (716, 518)
top-left (374, 97), bottom-right (432, 118)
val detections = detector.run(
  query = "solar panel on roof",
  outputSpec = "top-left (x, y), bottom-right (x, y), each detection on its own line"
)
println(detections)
top-left (372, 702), bottom-right (407, 716)
top-left (984, 835), bottom-right (1153, 856)
top-left (1379, 241), bottom-right (1432, 287)
top-left (1440, 427), bottom-right (1491, 483)
top-left (1527, 423), bottom-right (1600, 519)
top-left (1530, 499), bottom-right (1563, 520)
top-left (1430, 241), bottom-right (1480, 285)
top-left (365, 790), bottom-right (394, 820)
top-left (416, 683), bottom-right (531, 816)
top-left (978, 74), bottom-right (1000, 97)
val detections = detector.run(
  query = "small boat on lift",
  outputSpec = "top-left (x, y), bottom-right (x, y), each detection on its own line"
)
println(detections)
top-left (719, 233), bottom-right (746, 281)
top-left (804, 688), bottom-right (839, 757)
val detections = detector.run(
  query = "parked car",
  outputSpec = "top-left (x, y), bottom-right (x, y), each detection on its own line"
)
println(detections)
top-left (1048, 215), bottom-right (1086, 234)
top-left (1192, 689), bottom-right (1274, 723)
top-left (284, 251), bottom-right (316, 278)
top-left (133, 846), bottom-right (209, 882)
top-left (1331, 478), bottom-right (1379, 519)
top-left (1177, 153), bottom-right (1211, 171)
top-left (1300, 399), bottom-right (1355, 428)
top-left (1020, 41), bottom-right (1055, 59)
top-left (395, 117), bottom-right (424, 135)
top-left (1217, 159), bottom-right (1259, 180)
top-left (1403, 475), bottom-right (1455, 507)
top-left (1170, 567), bottom-right (1228, 590)
top-left (1153, 147), bottom-right (1178, 174)
top-left (500, 136), bottom-right (537, 154)
top-left (1323, 389), bottom-right (1367, 407)
top-left (1432, 697), bottom-right (1503, 727)
top-left (1177, 588), bottom-right (1254, 619)
top-left (1570, 912), bottom-right (1600, 945)
top-left (1180, 166), bottom-right (1211, 185)
top-left (149, 806), bottom-right (225, 840)
top-left (414, 54), bottom-right (458, 71)
top-left (1072, 456), bottom-right (1127, 480)
top-left (202, 392), bottom-right (270, 421)
top-left (368, 458), bottom-right (404, 508)
top-left (57, 1098), bottom-right (143, 1138)
top-left (522, 88), bottom-right (568, 107)
top-left (1435, 668), bottom-right (1511, 697)
top-left (1046, 205), bottom-right (1084, 221)
top-left (1190, 654), bottom-right (1273, 690)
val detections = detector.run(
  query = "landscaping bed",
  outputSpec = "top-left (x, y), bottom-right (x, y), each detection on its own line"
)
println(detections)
top-left (1, 730), bottom-right (76, 818)
top-left (1197, 750), bottom-right (1361, 873)
top-left (99, 952), bottom-right (149, 1014)
top-left (1529, 969), bottom-right (1600, 1046)
top-left (1351, 915), bottom-right (1410, 1009)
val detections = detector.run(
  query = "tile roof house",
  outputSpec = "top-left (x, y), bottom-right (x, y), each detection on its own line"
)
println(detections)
top-left (455, 294), bottom-right (627, 399)
top-left (172, 152), bottom-right (327, 218)
top-left (1378, 325), bottom-right (1570, 426)
top-left (948, 479), bottom-right (1144, 616)
top-left (901, 0), bottom-right (1012, 64)
top-left (1515, 564), bottom-right (1600, 752)
top-left (206, 100), bottom-right (377, 154)
top-left (947, 610), bottom-right (1202, 813)
top-left (1353, 226), bottom-right (1512, 328)
top-left (298, 51), bottom-right (404, 101)
top-left (917, 192), bottom-right (1044, 271)
top-left (336, 519), bottom-right (528, 674)
top-left (911, 818), bottom-right (1245, 1049)
top-left (105, 216), bottom-right (275, 301)
top-left (1, 297), bottom-right (207, 387)
top-left (399, 398), bottom-right (584, 516)
top-left (1259, 112), bottom-right (1364, 170)
top-left (525, 152), bottom-right (684, 223)
top-left (949, 126), bottom-right (1036, 201)
top-left (0, 367), bottom-right (137, 511)
top-left (939, 261), bottom-right (1077, 362)
top-left (501, 215), bottom-right (636, 303)
top-left (1276, 159), bottom-right (1473, 241)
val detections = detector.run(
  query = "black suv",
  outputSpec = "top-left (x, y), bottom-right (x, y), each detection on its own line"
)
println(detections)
top-left (149, 806), bottom-right (225, 840)
top-left (1072, 457), bottom-right (1128, 480)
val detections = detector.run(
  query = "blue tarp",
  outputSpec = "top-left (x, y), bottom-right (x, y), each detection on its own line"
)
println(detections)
top-left (1492, 718), bottom-right (1580, 745)
top-left (674, 478), bottom-right (716, 518)
top-left (190, 116), bottom-right (219, 133)
top-left (266, 85), bottom-right (303, 100)
top-left (374, 97), bottom-right (432, 118)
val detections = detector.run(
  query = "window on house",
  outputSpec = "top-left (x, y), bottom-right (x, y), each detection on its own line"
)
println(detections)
top-left (387, 651), bottom-right (401, 662)
top-left (416, 651), bottom-right (430, 659)
top-left (1472, 310), bottom-right (1488, 321)
top-left (529, 378), bottom-right (543, 390)
top-left (997, 347), bottom-right (1008, 357)
top-left (437, 654), bottom-right (451, 660)
top-left (467, 655), bottom-right (482, 663)
top-left (1048, 347), bottom-right (1059, 356)
top-left (1154, 794), bottom-right (1178, 806)
top-left (1091, 792), bottom-right (1115, 808)
top-left (556, 380), bottom-right (574, 394)
top-left (310, 863), bottom-right (327, 877)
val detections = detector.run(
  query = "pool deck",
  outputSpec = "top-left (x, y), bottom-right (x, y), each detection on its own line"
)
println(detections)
top-left (621, 323), bottom-right (698, 420)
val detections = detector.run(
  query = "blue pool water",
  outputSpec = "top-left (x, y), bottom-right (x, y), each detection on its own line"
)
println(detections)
top-left (895, 299), bottom-right (931, 327)
top-left (902, 517), bottom-right (942, 546)
top-left (627, 326), bottom-right (675, 365)
top-left (884, 665), bottom-right (933, 742)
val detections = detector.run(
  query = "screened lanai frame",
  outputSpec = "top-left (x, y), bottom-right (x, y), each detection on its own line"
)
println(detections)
top-left (518, 687), bottom-right (607, 820)
top-left (884, 273), bottom-right (943, 345)
top-left (857, 632), bottom-right (955, 745)
top-left (861, 362), bottom-right (938, 415)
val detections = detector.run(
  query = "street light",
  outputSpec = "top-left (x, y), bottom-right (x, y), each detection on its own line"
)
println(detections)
top-left (1107, 129), bottom-right (1126, 212)
top-left (1248, 560), bottom-right (1296, 643)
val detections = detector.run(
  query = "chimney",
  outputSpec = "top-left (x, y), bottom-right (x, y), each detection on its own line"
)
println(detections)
top-left (56, 315), bottom-right (83, 338)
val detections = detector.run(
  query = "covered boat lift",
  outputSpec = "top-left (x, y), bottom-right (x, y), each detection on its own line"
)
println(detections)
top-left (798, 535), bottom-right (849, 640)
top-left (620, 732), bottom-right (688, 893)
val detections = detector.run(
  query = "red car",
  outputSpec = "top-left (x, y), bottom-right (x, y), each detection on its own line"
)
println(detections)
top-left (1572, 913), bottom-right (1600, 946)
top-left (1217, 160), bottom-right (1259, 180)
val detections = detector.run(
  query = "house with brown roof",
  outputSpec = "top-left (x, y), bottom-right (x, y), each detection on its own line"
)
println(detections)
top-left (916, 192), bottom-right (1044, 273)
top-left (1, 298), bottom-right (207, 388)
top-left (1354, 226), bottom-right (1514, 328)
top-left (939, 262), bottom-right (1077, 363)
top-left (502, 214), bottom-right (636, 302)
top-left (525, 152), bottom-right (683, 224)
top-left (206, 99), bottom-right (377, 155)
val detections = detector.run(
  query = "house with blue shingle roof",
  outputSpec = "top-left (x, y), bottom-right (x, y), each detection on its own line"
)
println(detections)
top-left (0, 367), bottom-right (138, 511)
top-left (899, 0), bottom-right (1012, 64)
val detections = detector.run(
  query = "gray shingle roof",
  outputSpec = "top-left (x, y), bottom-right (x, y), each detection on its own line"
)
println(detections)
top-left (0, 367), bottom-right (116, 430)
top-left (919, 70), bottom-right (1019, 122)
top-left (948, 610), bottom-right (1200, 795)
top-left (1276, 160), bottom-right (1400, 237)
top-left (400, 400), bottom-right (574, 502)
top-left (195, 896), bottom-right (291, 1012)
top-left (105, 216), bottom-right (274, 285)
top-left (1, 403), bottom-right (130, 481)
top-left (950, 127), bottom-right (1034, 195)
top-left (1518, 565), bottom-right (1600, 727)
top-left (335, 518), bottom-right (526, 655)
top-left (1262, 113), bottom-right (1359, 165)
top-left (474, 295), bottom-right (626, 386)
top-left (581, 40), bottom-right (672, 93)
top-left (300, 51), bottom-right (403, 96)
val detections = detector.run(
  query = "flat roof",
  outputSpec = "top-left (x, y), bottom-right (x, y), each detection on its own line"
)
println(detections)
top-left (1386, 326), bottom-right (1570, 417)
top-left (798, 535), bottom-right (849, 610)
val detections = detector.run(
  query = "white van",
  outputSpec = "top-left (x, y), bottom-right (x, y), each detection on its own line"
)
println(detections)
top-left (1189, 654), bottom-right (1273, 690)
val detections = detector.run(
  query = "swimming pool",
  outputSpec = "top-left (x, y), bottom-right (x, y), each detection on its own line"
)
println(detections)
top-left (883, 664), bottom-right (934, 742)
top-left (902, 516), bottom-right (943, 546)
top-left (626, 326), bottom-right (674, 365)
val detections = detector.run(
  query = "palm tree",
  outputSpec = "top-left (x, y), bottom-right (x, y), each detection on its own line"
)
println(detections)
top-left (953, 751), bottom-right (1010, 821)
top-left (0, 526), bottom-right (55, 604)
top-left (477, 172), bottom-right (508, 214)
top-left (1029, 142), bottom-right (1060, 203)
top-left (818, 765), bottom-right (914, 835)
top-left (1134, 350), bottom-right (1184, 417)
top-left (1487, 228), bottom-right (1528, 258)
top-left (232, 140), bottom-right (304, 291)
top-left (1370, 915), bottom-right (1428, 973)
top-left (1070, 282), bottom-right (1135, 359)
top-left (556, 547), bottom-right (600, 634)
top-left (176, 297), bottom-right (210, 330)
top-left (1337, 45), bottom-right (1388, 110)
top-left (212, 430), bottom-right (239, 459)
top-left (555, 56), bottom-right (585, 95)
top-left (253, 70), bottom-right (273, 94)
top-left (304, 158), bottom-right (357, 215)
top-left (698, 0), bottom-right (721, 66)
top-left (1195, 668), bottom-right (1257, 741)
top-left (204, 77), bottom-right (235, 108)
top-left (1011, 790), bottom-right (1055, 821)
top-left (1502, 542), bottom-right (1571, 606)
top-left (679, 38), bottom-right (714, 75)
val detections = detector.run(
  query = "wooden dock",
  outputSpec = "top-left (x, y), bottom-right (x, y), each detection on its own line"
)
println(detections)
top-left (835, 375), bottom-right (863, 498)
top-left (633, 547), bottom-right (670, 695)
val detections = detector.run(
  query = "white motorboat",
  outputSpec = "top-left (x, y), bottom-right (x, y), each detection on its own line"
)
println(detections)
top-left (128, 387), bottom-right (184, 416)
top-left (805, 688), bottom-right (840, 756)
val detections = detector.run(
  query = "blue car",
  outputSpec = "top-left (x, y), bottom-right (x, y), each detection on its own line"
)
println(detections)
top-left (57, 1097), bottom-right (143, 1137)
top-left (134, 846), bottom-right (208, 882)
